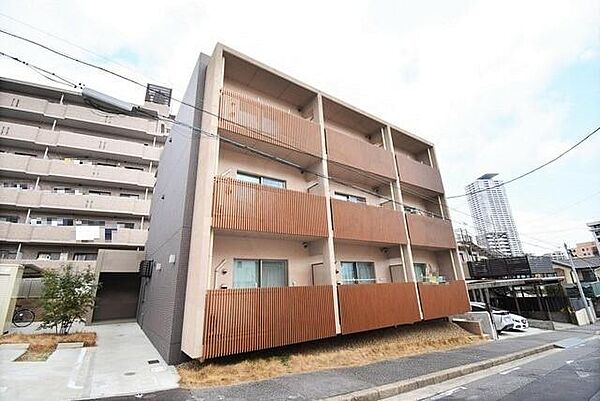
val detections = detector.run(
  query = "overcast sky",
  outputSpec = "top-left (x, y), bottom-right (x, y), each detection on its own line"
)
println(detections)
top-left (1, 0), bottom-right (599, 255)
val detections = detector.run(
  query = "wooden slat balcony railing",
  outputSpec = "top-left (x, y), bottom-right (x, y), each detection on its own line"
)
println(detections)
top-left (331, 199), bottom-right (408, 245)
top-left (396, 153), bottom-right (444, 194)
top-left (405, 213), bottom-right (456, 249)
top-left (417, 280), bottom-right (470, 320)
top-left (219, 89), bottom-right (322, 157)
top-left (326, 128), bottom-right (397, 180)
top-left (337, 282), bottom-right (421, 334)
top-left (212, 177), bottom-right (328, 237)
top-left (202, 285), bottom-right (337, 358)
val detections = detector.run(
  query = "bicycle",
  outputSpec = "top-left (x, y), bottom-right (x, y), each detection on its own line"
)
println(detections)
top-left (12, 305), bottom-right (35, 327)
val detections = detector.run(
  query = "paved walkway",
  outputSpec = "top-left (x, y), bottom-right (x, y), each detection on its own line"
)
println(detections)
top-left (0, 322), bottom-right (179, 401)
top-left (93, 323), bottom-right (600, 401)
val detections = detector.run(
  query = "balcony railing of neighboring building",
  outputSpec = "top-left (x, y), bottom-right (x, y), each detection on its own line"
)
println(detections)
top-left (337, 282), bottom-right (421, 334)
top-left (212, 176), bottom-right (328, 238)
top-left (404, 208), bottom-right (456, 249)
top-left (202, 285), bottom-right (337, 358)
top-left (396, 152), bottom-right (444, 194)
top-left (0, 187), bottom-right (151, 216)
top-left (218, 89), bottom-right (322, 158)
top-left (417, 280), bottom-right (470, 320)
top-left (331, 199), bottom-right (408, 245)
top-left (325, 128), bottom-right (397, 181)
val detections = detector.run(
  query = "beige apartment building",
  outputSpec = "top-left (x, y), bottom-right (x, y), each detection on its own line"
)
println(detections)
top-left (138, 44), bottom-right (470, 363)
top-left (573, 241), bottom-right (599, 258)
top-left (0, 77), bottom-right (170, 321)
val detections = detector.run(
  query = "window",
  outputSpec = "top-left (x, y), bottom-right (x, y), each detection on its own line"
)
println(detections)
top-left (37, 252), bottom-right (61, 260)
top-left (237, 172), bottom-right (286, 189)
top-left (119, 193), bottom-right (140, 199)
top-left (414, 263), bottom-right (427, 282)
top-left (104, 228), bottom-right (117, 241)
top-left (15, 151), bottom-right (37, 157)
top-left (124, 165), bottom-right (144, 171)
top-left (233, 259), bottom-right (288, 288)
top-left (0, 215), bottom-right (19, 223)
top-left (0, 250), bottom-right (17, 259)
top-left (117, 222), bottom-right (135, 229)
top-left (334, 192), bottom-right (366, 204)
top-left (53, 187), bottom-right (73, 194)
top-left (89, 190), bottom-right (111, 196)
top-left (73, 253), bottom-right (97, 261)
top-left (340, 261), bottom-right (375, 284)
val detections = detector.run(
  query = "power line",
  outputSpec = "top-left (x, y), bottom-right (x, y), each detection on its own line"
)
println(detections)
top-left (448, 125), bottom-right (600, 199)
top-left (2, 47), bottom-right (571, 257)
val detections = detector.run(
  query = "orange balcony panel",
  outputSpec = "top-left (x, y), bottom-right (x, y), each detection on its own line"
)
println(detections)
top-left (219, 89), bottom-right (322, 158)
top-left (326, 128), bottom-right (396, 181)
top-left (337, 282), bottom-right (421, 334)
top-left (202, 285), bottom-right (337, 358)
top-left (417, 280), bottom-right (470, 320)
top-left (396, 153), bottom-right (444, 194)
top-left (406, 213), bottom-right (456, 249)
top-left (331, 199), bottom-right (408, 245)
top-left (212, 177), bottom-right (328, 238)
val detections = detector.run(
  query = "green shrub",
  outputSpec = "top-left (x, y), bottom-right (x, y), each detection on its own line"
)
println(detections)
top-left (39, 265), bottom-right (98, 334)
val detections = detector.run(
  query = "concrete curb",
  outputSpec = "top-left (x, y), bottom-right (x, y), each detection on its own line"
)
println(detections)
top-left (320, 344), bottom-right (555, 401)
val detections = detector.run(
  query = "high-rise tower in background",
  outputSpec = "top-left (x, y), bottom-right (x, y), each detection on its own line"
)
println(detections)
top-left (465, 174), bottom-right (523, 256)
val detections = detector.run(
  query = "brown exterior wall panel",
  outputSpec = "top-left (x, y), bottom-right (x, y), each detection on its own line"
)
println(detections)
top-left (219, 89), bottom-right (322, 157)
top-left (396, 153), bottom-right (444, 194)
top-left (212, 177), bottom-right (328, 237)
top-left (332, 199), bottom-right (408, 245)
top-left (326, 128), bottom-right (396, 180)
top-left (418, 280), bottom-right (470, 320)
top-left (337, 283), bottom-right (421, 334)
top-left (406, 213), bottom-right (456, 249)
top-left (202, 285), bottom-right (337, 358)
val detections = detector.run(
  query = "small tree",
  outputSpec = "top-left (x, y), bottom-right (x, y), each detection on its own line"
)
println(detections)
top-left (39, 264), bottom-right (98, 334)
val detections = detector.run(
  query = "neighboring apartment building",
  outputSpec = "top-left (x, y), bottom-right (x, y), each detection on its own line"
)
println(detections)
top-left (465, 174), bottom-right (524, 257)
top-left (588, 221), bottom-right (600, 251)
top-left (0, 77), bottom-right (170, 321)
top-left (137, 44), bottom-right (469, 364)
top-left (573, 241), bottom-right (599, 258)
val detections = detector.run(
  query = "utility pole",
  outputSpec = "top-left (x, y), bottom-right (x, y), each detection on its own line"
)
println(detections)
top-left (564, 243), bottom-right (595, 323)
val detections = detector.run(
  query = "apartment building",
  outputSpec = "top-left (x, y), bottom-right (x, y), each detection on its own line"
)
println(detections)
top-left (466, 174), bottom-right (524, 257)
top-left (137, 44), bottom-right (469, 364)
top-left (588, 221), bottom-right (600, 251)
top-left (573, 241), bottom-right (599, 258)
top-left (0, 77), bottom-right (170, 321)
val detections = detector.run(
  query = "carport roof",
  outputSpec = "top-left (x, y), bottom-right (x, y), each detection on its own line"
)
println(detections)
top-left (466, 276), bottom-right (564, 290)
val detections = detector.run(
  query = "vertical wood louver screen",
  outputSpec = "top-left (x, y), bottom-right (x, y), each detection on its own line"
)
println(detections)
top-left (212, 177), bottom-right (329, 237)
top-left (219, 89), bottom-right (322, 157)
top-left (202, 286), bottom-right (337, 358)
top-left (337, 282), bottom-right (421, 334)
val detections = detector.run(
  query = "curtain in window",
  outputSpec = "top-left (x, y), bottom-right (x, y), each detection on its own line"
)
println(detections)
top-left (234, 260), bottom-right (259, 288)
top-left (261, 260), bottom-right (287, 287)
top-left (357, 262), bottom-right (375, 283)
top-left (414, 263), bottom-right (427, 282)
top-left (341, 262), bottom-right (356, 283)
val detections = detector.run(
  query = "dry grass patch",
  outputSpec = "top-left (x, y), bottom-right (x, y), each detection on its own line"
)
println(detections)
top-left (178, 321), bottom-right (485, 388)
top-left (0, 332), bottom-right (96, 361)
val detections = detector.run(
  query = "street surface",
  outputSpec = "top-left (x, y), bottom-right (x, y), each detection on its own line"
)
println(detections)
top-left (388, 336), bottom-right (600, 401)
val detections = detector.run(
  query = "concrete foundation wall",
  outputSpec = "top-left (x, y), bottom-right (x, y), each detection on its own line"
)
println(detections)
top-left (136, 54), bottom-right (209, 364)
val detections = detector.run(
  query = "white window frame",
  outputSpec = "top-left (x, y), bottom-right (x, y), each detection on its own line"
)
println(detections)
top-left (233, 258), bottom-right (289, 288)
top-left (237, 171), bottom-right (286, 189)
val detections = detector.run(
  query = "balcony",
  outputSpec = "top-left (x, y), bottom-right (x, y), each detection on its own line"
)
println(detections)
top-left (2, 259), bottom-right (96, 272)
top-left (212, 177), bottom-right (328, 238)
top-left (0, 121), bottom-right (161, 163)
top-left (0, 188), bottom-right (151, 216)
top-left (218, 89), bottom-right (322, 167)
top-left (0, 153), bottom-right (155, 189)
top-left (0, 222), bottom-right (147, 246)
top-left (337, 282), bottom-right (421, 334)
top-left (331, 199), bottom-right (408, 245)
top-left (405, 213), bottom-right (456, 249)
top-left (0, 92), bottom-right (164, 140)
top-left (326, 128), bottom-right (397, 184)
top-left (396, 153), bottom-right (444, 194)
top-left (417, 280), bottom-right (470, 320)
top-left (202, 285), bottom-right (336, 358)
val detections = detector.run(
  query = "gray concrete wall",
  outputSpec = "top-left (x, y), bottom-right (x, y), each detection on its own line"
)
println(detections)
top-left (136, 54), bottom-right (209, 364)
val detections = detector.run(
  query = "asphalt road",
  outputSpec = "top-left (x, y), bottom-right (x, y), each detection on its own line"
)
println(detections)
top-left (390, 337), bottom-right (600, 401)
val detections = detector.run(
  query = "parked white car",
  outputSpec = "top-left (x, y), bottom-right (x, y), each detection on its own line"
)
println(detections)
top-left (509, 313), bottom-right (529, 331)
top-left (470, 302), bottom-right (514, 334)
